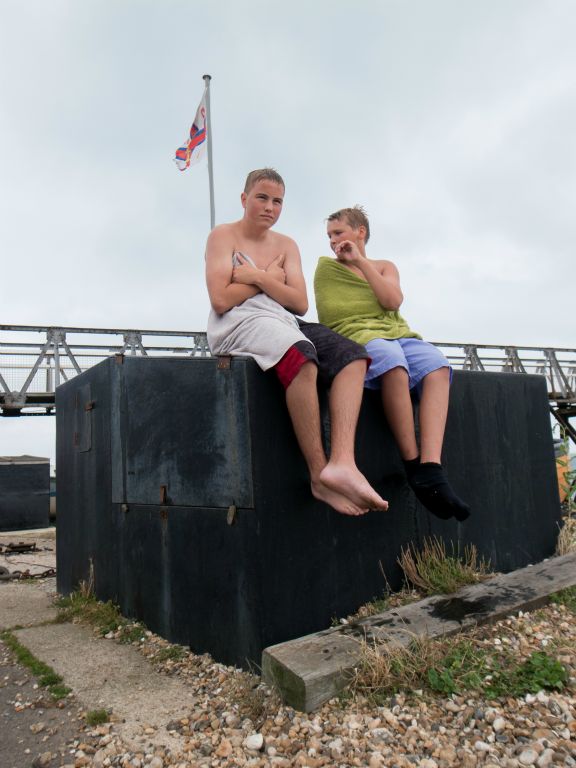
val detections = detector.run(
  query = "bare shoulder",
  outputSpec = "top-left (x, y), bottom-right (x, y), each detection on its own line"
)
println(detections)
top-left (271, 231), bottom-right (300, 257)
top-left (372, 258), bottom-right (399, 276)
top-left (206, 222), bottom-right (235, 245)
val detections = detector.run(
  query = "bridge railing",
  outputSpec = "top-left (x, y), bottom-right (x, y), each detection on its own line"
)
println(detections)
top-left (1, 326), bottom-right (575, 441)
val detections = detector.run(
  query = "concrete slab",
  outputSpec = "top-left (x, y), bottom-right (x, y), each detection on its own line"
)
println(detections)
top-left (0, 582), bottom-right (58, 628)
top-left (15, 622), bottom-right (198, 751)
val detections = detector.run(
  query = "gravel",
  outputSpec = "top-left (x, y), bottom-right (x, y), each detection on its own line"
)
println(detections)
top-left (1, 530), bottom-right (575, 767)
top-left (10, 599), bottom-right (571, 768)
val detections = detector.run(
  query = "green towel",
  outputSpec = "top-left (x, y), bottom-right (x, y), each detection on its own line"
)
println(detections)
top-left (314, 256), bottom-right (421, 345)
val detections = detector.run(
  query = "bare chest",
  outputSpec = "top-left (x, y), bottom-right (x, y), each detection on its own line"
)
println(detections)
top-left (233, 243), bottom-right (278, 270)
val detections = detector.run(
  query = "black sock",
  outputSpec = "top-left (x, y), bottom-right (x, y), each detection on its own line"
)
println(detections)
top-left (408, 462), bottom-right (471, 522)
top-left (402, 456), bottom-right (421, 481)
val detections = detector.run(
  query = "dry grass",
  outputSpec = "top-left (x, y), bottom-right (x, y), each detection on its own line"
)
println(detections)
top-left (398, 537), bottom-right (491, 595)
top-left (226, 670), bottom-right (280, 727)
top-left (349, 634), bottom-right (440, 698)
top-left (557, 514), bottom-right (576, 556)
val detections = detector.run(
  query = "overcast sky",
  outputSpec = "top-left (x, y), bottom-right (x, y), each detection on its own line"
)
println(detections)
top-left (1, 0), bottom-right (575, 465)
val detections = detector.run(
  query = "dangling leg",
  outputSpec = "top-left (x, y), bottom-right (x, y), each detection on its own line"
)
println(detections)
top-left (320, 359), bottom-right (389, 511)
top-left (408, 367), bottom-right (470, 521)
top-left (284, 361), bottom-right (368, 516)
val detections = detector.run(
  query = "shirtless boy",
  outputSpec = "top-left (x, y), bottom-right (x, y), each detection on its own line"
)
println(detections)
top-left (205, 169), bottom-right (388, 516)
top-left (314, 206), bottom-right (470, 522)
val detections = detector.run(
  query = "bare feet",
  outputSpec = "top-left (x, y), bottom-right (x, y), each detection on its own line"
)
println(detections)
top-left (319, 463), bottom-right (389, 512)
top-left (311, 479), bottom-right (368, 516)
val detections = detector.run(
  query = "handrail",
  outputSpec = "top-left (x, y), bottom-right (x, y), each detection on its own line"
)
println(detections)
top-left (1, 326), bottom-right (574, 443)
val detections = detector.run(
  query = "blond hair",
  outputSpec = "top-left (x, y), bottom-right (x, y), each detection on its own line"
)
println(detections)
top-left (327, 205), bottom-right (370, 243)
top-left (244, 168), bottom-right (285, 193)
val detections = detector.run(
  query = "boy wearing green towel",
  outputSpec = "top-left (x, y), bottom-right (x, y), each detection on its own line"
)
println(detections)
top-left (314, 205), bottom-right (470, 522)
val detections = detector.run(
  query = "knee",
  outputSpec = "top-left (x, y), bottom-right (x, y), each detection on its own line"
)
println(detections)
top-left (424, 366), bottom-right (450, 385)
top-left (336, 358), bottom-right (368, 379)
top-left (381, 365), bottom-right (409, 384)
top-left (290, 360), bottom-right (318, 386)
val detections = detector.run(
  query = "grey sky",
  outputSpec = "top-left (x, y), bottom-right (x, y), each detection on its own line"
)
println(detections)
top-left (1, 0), bottom-right (575, 463)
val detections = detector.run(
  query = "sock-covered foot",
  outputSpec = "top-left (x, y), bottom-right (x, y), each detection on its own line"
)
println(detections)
top-left (408, 462), bottom-right (471, 521)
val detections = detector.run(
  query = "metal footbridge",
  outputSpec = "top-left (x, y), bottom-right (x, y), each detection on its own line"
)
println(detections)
top-left (1, 324), bottom-right (575, 444)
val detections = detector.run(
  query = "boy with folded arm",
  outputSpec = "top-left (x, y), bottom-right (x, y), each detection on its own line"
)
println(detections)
top-left (205, 170), bottom-right (388, 517)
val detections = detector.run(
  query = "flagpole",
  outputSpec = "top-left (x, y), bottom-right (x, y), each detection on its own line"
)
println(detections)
top-left (203, 74), bottom-right (216, 230)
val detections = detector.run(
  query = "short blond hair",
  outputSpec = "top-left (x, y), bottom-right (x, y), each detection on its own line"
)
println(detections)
top-left (327, 205), bottom-right (370, 243)
top-left (244, 168), bottom-right (285, 193)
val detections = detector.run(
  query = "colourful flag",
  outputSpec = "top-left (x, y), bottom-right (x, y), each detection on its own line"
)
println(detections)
top-left (174, 90), bottom-right (207, 171)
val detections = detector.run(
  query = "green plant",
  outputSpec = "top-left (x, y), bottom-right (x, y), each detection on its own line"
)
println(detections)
top-left (55, 590), bottom-right (145, 640)
top-left (154, 645), bottom-right (187, 663)
top-left (85, 708), bottom-right (110, 726)
top-left (555, 430), bottom-right (576, 515)
top-left (509, 651), bottom-right (567, 694)
top-left (0, 630), bottom-right (72, 701)
top-left (398, 537), bottom-right (491, 595)
top-left (351, 635), bottom-right (568, 702)
top-left (50, 684), bottom-right (72, 701)
top-left (117, 624), bottom-right (145, 644)
top-left (550, 586), bottom-right (576, 612)
top-left (427, 640), bottom-right (488, 695)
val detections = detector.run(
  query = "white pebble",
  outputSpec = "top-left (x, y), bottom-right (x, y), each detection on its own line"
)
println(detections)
top-left (536, 749), bottom-right (555, 767)
top-left (244, 733), bottom-right (264, 751)
top-left (475, 740), bottom-right (491, 752)
top-left (492, 717), bottom-right (506, 732)
top-left (519, 749), bottom-right (539, 766)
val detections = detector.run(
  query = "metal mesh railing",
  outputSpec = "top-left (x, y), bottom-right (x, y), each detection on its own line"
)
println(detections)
top-left (1, 326), bottom-right (574, 442)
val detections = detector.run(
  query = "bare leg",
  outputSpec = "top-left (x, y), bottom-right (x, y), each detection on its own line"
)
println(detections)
top-left (407, 367), bottom-right (470, 521)
top-left (285, 362), bottom-right (367, 516)
top-left (419, 367), bottom-right (450, 463)
top-left (319, 360), bottom-right (389, 511)
top-left (379, 366), bottom-right (418, 460)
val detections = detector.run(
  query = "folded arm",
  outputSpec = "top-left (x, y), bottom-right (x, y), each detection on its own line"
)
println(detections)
top-left (231, 241), bottom-right (308, 315)
top-left (205, 228), bottom-right (261, 314)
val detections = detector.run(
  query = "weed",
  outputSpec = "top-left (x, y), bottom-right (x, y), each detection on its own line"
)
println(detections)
top-left (117, 624), bottom-right (145, 644)
top-left (50, 683), bottom-right (73, 701)
top-left (426, 640), bottom-right (488, 695)
top-left (55, 590), bottom-right (146, 640)
top-left (555, 430), bottom-right (576, 515)
top-left (398, 537), bottom-right (491, 595)
top-left (550, 586), bottom-right (576, 612)
top-left (351, 634), bottom-right (568, 702)
top-left (38, 670), bottom-right (63, 687)
top-left (85, 708), bottom-right (110, 726)
top-left (227, 670), bottom-right (280, 728)
top-left (510, 651), bottom-right (568, 693)
top-left (55, 591), bottom-right (124, 634)
top-left (154, 645), bottom-right (187, 663)
top-left (556, 516), bottom-right (576, 556)
top-left (0, 630), bottom-right (72, 701)
top-left (351, 634), bottom-right (442, 697)
top-left (483, 651), bottom-right (568, 698)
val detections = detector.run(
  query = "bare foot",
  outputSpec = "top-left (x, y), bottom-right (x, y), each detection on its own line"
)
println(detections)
top-left (311, 479), bottom-right (368, 516)
top-left (319, 463), bottom-right (389, 511)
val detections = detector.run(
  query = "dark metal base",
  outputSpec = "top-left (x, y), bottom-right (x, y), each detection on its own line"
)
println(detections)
top-left (56, 356), bottom-right (561, 667)
top-left (0, 462), bottom-right (50, 531)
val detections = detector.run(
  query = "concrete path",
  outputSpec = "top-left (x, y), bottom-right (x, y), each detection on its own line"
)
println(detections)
top-left (0, 528), bottom-right (200, 762)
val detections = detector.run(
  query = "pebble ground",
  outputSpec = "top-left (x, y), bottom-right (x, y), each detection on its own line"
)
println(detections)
top-left (2, 590), bottom-right (575, 768)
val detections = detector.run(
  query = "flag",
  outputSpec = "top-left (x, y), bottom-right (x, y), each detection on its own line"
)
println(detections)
top-left (174, 89), bottom-right (207, 171)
